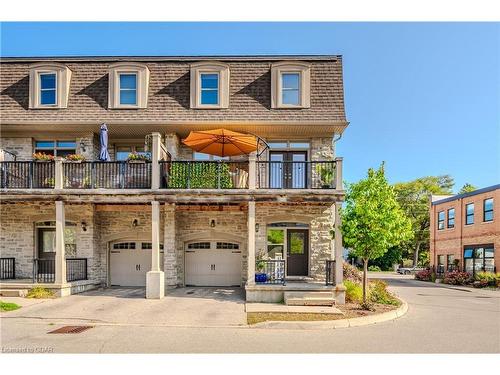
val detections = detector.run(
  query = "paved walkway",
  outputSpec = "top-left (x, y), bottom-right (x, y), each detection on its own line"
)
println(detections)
top-left (1, 276), bottom-right (499, 353)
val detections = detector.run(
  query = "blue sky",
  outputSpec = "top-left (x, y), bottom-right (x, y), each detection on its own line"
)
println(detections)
top-left (1, 22), bottom-right (499, 191)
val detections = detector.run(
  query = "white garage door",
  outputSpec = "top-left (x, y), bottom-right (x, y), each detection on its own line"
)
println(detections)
top-left (110, 241), bottom-right (164, 287)
top-left (185, 241), bottom-right (242, 287)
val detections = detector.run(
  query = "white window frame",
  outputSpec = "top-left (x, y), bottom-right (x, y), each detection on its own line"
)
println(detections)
top-left (190, 62), bottom-right (230, 109)
top-left (108, 62), bottom-right (149, 109)
top-left (29, 63), bottom-right (72, 109)
top-left (38, 71), bottom-right (58, 107)
top-left (271, 61), bottom-right (311, 109)
top-left (118, 72), bottom-right (138, 106)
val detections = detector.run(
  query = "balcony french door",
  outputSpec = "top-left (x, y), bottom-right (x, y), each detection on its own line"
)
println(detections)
top-left (269, 151), bottom-right (307, 189)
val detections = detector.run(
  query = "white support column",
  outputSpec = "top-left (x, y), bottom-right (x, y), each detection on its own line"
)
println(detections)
top-left (151, 132), bottom-right (161, 190)
top-left (55, 201), bottom-right (66, 284)
top-left (248, 152), bottom-right (256, 189)
top-left (54, 157), bottom-right (64, 189)
top-left (146, 201), bottom-right (164, 299)
top-left (247, 201), bottom-right (256, 285)
top-left (334, 201), bottom-right (345, 303)
top-left (335, 157), bottom-right (343, 190)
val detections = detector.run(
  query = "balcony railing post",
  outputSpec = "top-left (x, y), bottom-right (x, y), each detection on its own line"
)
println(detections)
top-left (334, 157), bottom-right (343, 190)
top-left (28, 160), bottom-right (34, 188)
top-left (248, 152), bottom-right (256, 189)
top-left (217, 160), bottom-right (221, 189)
top-left (54, 157), bottom-right (64, 189)
top-left (151, 132), bottom-right (161, 190)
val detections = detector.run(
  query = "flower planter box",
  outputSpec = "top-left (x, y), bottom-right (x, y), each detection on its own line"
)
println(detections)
top-left (255, 273), bottom-right (268, 283)
top-left (127, 160), bottom-right (147, 164)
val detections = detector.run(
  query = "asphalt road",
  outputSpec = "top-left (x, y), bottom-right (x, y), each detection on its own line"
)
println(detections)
top-left (1, 275), bottom-right (499, 353)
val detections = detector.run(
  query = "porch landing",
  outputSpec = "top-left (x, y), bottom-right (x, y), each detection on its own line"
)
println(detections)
top-left (245, 302), bottom-right (343, 315)
top-left (0, 279), bottom-right (101, 297)
top-left (245, 282), bottom-right (346, 304)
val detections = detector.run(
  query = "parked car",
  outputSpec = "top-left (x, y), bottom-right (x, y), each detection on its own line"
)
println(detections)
top-left (397, 266), bottom-right (425, 275)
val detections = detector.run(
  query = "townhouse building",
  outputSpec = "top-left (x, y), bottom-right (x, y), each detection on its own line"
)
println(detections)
top-left (0, 55), bottom-right (347, 304)
top-left (430, 185), bottom-right (499, 275)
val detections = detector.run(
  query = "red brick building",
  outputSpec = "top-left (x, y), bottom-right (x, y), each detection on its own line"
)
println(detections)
top-left (430, 185), bottom-right (499, 275)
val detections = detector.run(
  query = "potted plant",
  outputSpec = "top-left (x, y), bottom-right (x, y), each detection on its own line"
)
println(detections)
top-left (255, 256), bottom-right (268, 283)
top-left (32, 152), bottom-right (54, 162)
top-left (127, 152), bottom-right (150, 163)
top-left (64, 154), bottom-right (86, 163)
top-left (316, 163), bottom-right (334, 188)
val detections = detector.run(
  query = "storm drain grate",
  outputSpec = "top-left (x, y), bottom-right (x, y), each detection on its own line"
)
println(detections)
top-left (48, 325), bottom-right (94, 334)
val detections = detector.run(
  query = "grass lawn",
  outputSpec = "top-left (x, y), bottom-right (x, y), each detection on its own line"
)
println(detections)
top-left (0, 301), bottom-right (21, 312)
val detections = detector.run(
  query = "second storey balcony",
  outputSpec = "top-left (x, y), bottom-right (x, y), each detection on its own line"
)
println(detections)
top-left (0, 158), bottom-right (343, 192)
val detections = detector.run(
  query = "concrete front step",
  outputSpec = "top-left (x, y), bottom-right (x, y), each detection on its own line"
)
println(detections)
top-left (284, 291), bottom-right (335, 306)
top-left (0, 289), bottom-right (29, 297)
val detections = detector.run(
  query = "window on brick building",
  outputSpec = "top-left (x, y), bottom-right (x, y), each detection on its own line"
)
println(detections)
top-left (447, 208), bottom-right (455, 228)
top-left (483, 198), bottom-right (494, 222)
top-left (437, 211), bottom-right (445, 230)
top-left (464, 245), bottom-right (495, 275)
top-left (465, 203), bottom-right (474, 225)
top-left (34, 140), bottom-right (76, 157)
top-left (447, 254), bottom-right (455, 271)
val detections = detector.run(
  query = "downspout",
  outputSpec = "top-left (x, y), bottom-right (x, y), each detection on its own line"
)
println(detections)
top-left (331, 133), bottom-right (342, 158)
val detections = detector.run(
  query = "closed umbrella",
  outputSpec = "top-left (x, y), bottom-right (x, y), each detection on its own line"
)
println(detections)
top-left (182, 129), bottom-right (257, 157)
top-left (99, 124), bottom-right (111, 161)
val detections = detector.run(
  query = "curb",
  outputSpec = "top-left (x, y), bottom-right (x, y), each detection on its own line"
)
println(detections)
top-left (251, 300), bottom-right (408, 330)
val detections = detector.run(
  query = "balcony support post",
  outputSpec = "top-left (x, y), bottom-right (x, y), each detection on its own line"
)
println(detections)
top-left (146, 200), bottom-right (164, 299)
top-left (151, 132), bottom-right (162, 190)
top-left (248, 152), bottom-right (256, 189)
top-left (55, 200), bottom-right (67, 285)
top-left (334, 157), bottom-right (343, 190)
top-left (247, 200), bottom-right (256, 285)
top-left (333, 201), bottom-right (345, 303)
top-left (55, 157), bottom-right (64, 189)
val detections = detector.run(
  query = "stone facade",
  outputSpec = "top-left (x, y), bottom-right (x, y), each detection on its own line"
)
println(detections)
top-left (0, 137), bottom-right (33, 160)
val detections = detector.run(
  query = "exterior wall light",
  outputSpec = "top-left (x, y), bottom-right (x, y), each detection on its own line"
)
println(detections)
top-left (132, 219), bottom-right (138, 227)
top-left (255, 223), bottom-right (260, 232)
top-left (210, 219), bottom-right (216, 228)
top-left (81, 221), bottom-right (87, 231)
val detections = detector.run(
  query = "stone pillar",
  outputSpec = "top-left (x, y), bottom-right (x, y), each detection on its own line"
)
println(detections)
top-left (334, 201), bottom-right (345, 303)
top-left (55, 201), bottom-right (67, 284)
top-left (54, 157), bottom-right (64, 189)
top-left (146, 201), bottom-right (164, 299)
top-left (248, 152), bottom-right (256, 189)
top-left (247, 201), bottom-right (256, 285)
top-left (164, 203), bottom-right (177, 287)
top-left (151, 132), bottom-right (161, 190)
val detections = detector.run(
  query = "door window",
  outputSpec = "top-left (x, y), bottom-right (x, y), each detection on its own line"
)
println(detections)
top-left (289, 231), bottom-right (305, 254)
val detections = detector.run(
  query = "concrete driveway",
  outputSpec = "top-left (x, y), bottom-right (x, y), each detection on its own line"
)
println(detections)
top-left (1, 287), bottom-right (246, 327)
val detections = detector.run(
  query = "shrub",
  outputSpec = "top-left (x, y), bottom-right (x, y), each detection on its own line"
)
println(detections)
top-left (168, 162), bottom-right (233, 189)
top-left (442, 271), bottom-right (472, 285)
top-left (344, 280), bottom-right (363, 303)
top-left (343, 262), bottom-right (363, 283)
top-left (473, 272), bottom-right (498, 288)
top-left (0, 301), bottom-right (21, 311)
top-left (369, 280), bottom-right (400, 306)
top-left (368, 265), bottom-right (381, 272)
top-left (415, 269), bottom-right (433, 281)
top-left (127, 152), bottom-right (151, 161)
top-left (26, 287), bottom-right (55, 299)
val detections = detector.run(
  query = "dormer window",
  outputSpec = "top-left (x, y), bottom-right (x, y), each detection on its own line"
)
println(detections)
top-left (190, 62), bottom-right (229, 109)
top-left (119, 73), bottom-right (138, 105)
top-left (29, 63), bottom-right (72, 109)
top-left (271, 62), bottom-right (311, 109)
top-left (108, 63), bottom-right (149, 109)
top-left (200, 73), bottom-right (219, 105)
top-left (39, 73), bottom-right (57, 106)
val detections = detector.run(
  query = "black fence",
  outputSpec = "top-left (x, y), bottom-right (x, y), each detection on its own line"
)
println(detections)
top-left (66, 258), bottom-right (88, 282)
top-left (160, 161), bottom-right (249, 189)
top-left (63, 161), bottom-right (151, 189)
top-left (256, 161), bottom-right (337, 189)
top-left (33, 259), bottom-right (55, 283)
top-left (0, 161), bottom-right (55, 189)
top-left (255, 259), bottom-right (286, 285)
top-left (0, 258), bottom-right (15, 280)
top-left (325, 260), bottom-right (335, 286)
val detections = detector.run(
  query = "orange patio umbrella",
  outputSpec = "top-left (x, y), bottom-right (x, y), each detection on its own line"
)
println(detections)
top-left (182, 129), bottom-right (258, 157)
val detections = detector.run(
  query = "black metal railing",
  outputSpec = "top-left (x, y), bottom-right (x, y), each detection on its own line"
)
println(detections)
top-left (0, 161), bottom-right (55, 189)
top-left (255, 259), bottom-right (286, 285)
top-left (66, 258), bottom-right (88, 282)
top-left (325, 260), bottom-right (335, 286)
top-left (0, 258), bottom-right (15, 280)
top-left (446, 264), bottom-right (459, 272)
top-left (160, 161), bottom-right (249, 189)
top-left (256, 160), bottom-right (337, 189)
top-left (435, 264), bottom-right (446, 277)
top-left (63, 161), bottom-right (151, 189)
top-left (33, 259), bottom-right (55, 283)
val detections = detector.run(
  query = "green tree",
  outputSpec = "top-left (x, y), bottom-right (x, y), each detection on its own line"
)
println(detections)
top-left (369, 246), bottom-right (403, 271)
top-left (341, 164), bottom-right (413, 303)
top-left (458, 183), bottom-right (477, 194)
top-left (393, 175), bottom-right (454, 266)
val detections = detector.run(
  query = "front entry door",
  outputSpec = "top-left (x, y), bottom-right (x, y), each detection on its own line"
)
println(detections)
top-left (37, 228), bottom-right (56, 259)
top-left (286, 229), bottom-right (309, 276)
top-left (269, 151), bottom-right (307, 189)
